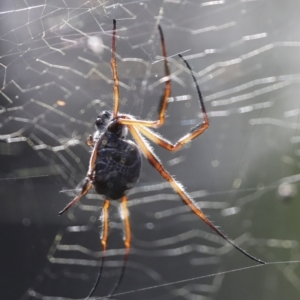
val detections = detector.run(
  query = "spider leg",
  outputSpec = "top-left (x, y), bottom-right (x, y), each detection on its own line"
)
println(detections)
top-left (128, 125), bottom-right (265, 265)
top-left (59, 133), bottom-right (106, 215)
top-left (111, 19), bottom-right (120, 118)
top-left (134, 53), bottom-right (209, 151)
top-left (59, 179), bottom-right (92, 215)
top-left (107, 196), bottom-right (131, 297)
top-left (86, 134), bottom-right (95, 147)
top-left (156, 25), bottom-right (171, 126)
top-left (136, 122), bottom-right (208, 152)
top-left (86, 200), bottom-right (110, 299)
top-left (118, 24), bottom-right (171, 128)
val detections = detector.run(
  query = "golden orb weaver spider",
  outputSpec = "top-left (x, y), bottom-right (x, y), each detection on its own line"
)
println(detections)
top-left (59, 19), bottom-right (265, 299)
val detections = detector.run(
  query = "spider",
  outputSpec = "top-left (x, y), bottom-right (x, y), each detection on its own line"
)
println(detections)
top-left (59, 19), bottom-right (265, 299)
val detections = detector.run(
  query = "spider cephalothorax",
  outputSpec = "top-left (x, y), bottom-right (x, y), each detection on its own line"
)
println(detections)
top-left (95, 110), bottom-right (112, 130)
top-left (94, 111), bottom-right (128, 138)
top-left (59, 19), bottom-right (265, 300)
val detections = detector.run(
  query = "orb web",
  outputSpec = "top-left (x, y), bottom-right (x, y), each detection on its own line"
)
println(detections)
top-left (1, 1), bottom-right (300, 300)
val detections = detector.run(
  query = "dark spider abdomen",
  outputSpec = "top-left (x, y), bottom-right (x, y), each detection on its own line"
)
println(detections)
top-left (93, 134), bottom-right (142, 200)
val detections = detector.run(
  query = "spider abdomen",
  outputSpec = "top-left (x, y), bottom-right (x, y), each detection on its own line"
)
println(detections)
top-left (93, 135), bottom-right (142, 200)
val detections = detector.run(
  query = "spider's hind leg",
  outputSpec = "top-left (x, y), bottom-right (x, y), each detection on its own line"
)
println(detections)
top-left (107, 196), bottom-right (131, 297)
top-left (128, 125), bottom-right (265, 265)
top-left (86, 200), bottom-right (110, 299)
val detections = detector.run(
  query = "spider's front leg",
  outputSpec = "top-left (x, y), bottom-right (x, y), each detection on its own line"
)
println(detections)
top-left (118, 25), bottom-right (171, 129)
top-left (119, 54), bottom-right (208, 152)
top-left (133, 54), bottom-right (209, 152)
top-left (137, 121), bottom-right (208, 152)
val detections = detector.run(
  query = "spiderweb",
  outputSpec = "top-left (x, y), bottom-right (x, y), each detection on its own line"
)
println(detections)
top-left (1, 0), bottom-right (300, 299)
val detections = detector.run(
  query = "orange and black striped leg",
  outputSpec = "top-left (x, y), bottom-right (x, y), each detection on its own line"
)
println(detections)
top-left (111, 19), bottom-right (120, 118)
top-left (108, 196), bottom-right (131, 297)
top-left (59, 179), bottom-right (92, 215)
top-left (136, 53), bottom-right (209, 151)
top-left (137, 121), bottom-right (208, 152)
top-left (156, 24), bottom-right (171, 126)
top-left (86, 200), bottom-right (110, 299)
top-left (118, 25), bottom-right (171, 128)
top-left (59, 130), bottom-right (106, 215)
top-left (128, 125), bottom-right (265, 265)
